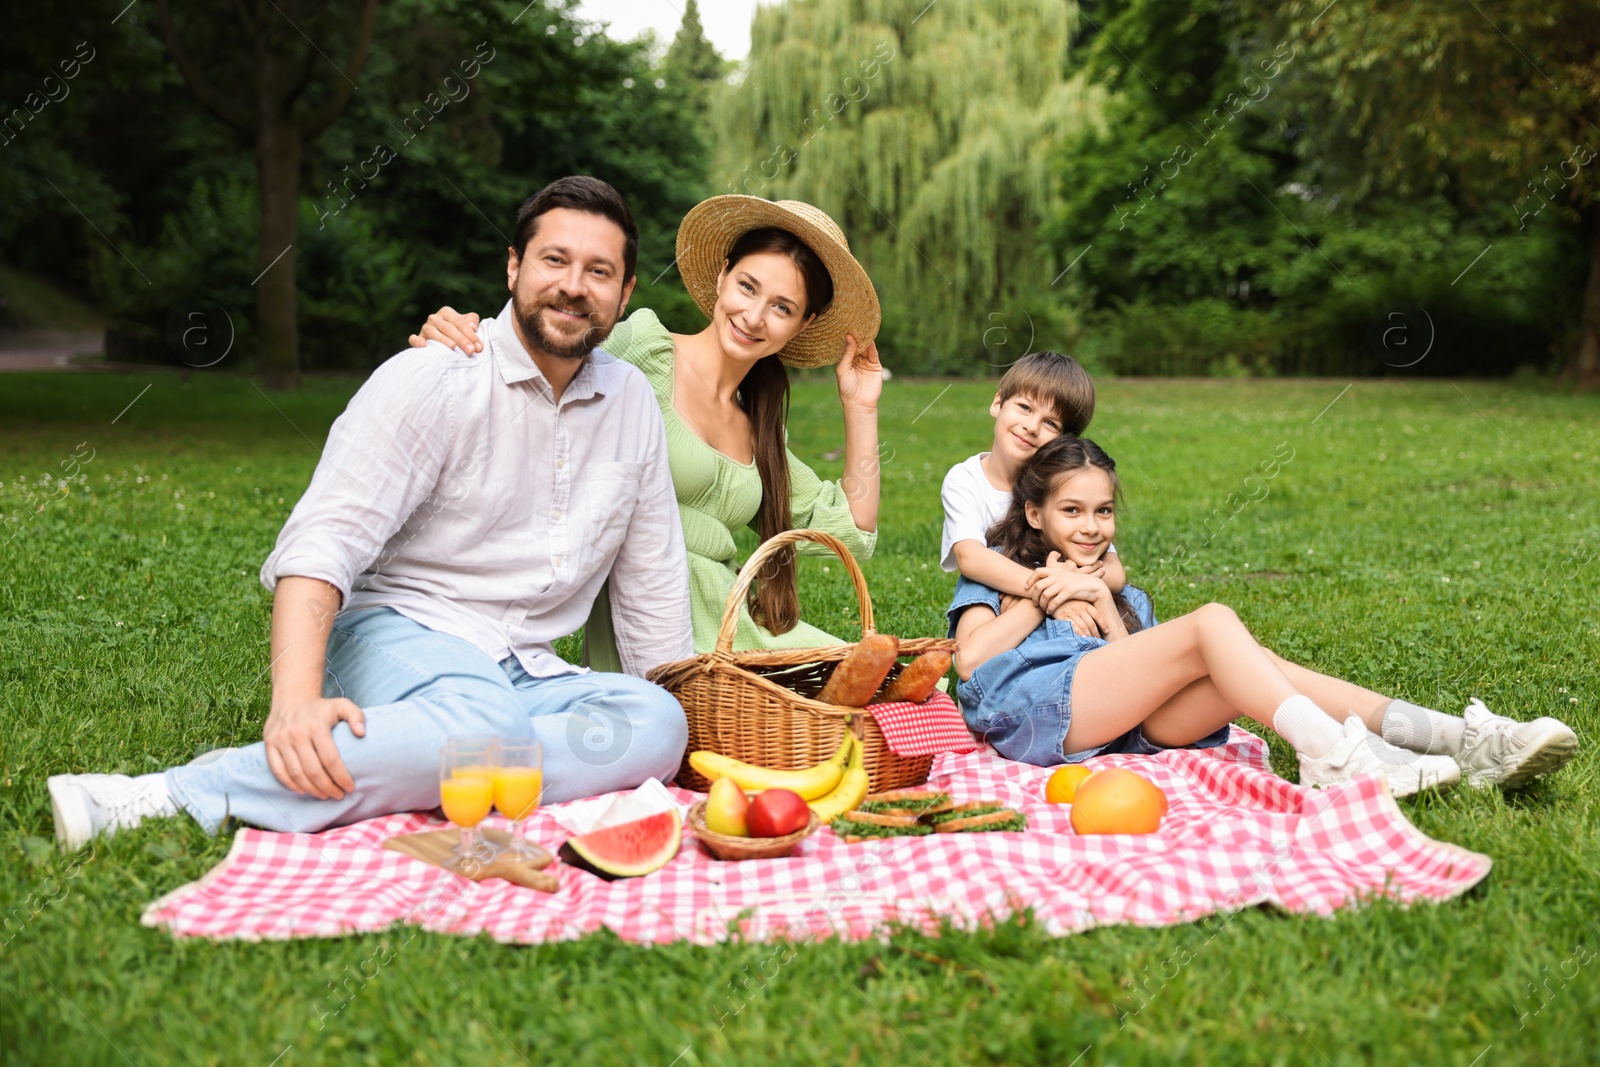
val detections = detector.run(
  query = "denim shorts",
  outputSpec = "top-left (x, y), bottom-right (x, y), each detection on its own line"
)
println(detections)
top-left (947, 578), bottom-right (1228, 767)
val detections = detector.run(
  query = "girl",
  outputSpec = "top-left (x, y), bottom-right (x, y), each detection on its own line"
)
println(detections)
top-left (949, 436), bottom-right (1578, 794)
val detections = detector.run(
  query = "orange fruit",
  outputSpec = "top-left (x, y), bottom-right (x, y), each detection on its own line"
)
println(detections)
top-left (1069, 768), bottom-right (1167, 835)
top-left (1045, 765), bottom-right (1095, 804)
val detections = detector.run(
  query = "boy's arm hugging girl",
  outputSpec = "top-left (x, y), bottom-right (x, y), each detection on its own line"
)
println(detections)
top-left (939, 353), bottom-right (1578, 794)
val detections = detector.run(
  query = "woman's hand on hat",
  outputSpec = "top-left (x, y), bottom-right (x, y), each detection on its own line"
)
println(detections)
top-left (408, 307), bottom-right (484, 355)
top-left (835, 334), bottom-right (883, 412)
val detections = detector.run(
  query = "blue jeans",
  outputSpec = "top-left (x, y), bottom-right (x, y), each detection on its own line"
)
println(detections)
top-left (167, 607), bottom-right (688, 834)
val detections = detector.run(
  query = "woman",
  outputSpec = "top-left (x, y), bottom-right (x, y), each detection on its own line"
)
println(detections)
top-left (410, 196), bottom-right (884, 670)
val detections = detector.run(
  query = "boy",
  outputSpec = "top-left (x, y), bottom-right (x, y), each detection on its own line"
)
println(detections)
top-left (940, 351), bottom-right (1126, 636)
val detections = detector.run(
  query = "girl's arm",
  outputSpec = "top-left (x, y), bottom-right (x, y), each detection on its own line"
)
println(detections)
top-left (1101, 551), bottom-right (1127, 594)
top-left (953, 599), bottom-right (1046, 680)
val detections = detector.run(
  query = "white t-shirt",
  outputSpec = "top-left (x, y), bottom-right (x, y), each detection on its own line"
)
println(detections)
top-left (939, 454), bottom-right (1014, 572)
top-left (938, 452), bottom-right (1117, 573)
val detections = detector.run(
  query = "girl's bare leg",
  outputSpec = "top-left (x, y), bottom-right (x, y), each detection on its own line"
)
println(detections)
top-left (1263, 651), bottom-right (1391, 732)
top-left (1094, 650), bottom-right (1394, 748)
top-left (1066, 603), bottom-right (1303, 753)
top-left (1133, 678), bottom-right (1243, 748)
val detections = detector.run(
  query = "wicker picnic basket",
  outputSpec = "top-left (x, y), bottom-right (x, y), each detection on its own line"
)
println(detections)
top-left (649, 529), bottom-right (958, 794)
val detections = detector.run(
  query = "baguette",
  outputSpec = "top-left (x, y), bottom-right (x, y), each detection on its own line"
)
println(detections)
top-left (816, 634), bottom-right (900, 707)
top-left (878, 650), bottom-right (953, 704)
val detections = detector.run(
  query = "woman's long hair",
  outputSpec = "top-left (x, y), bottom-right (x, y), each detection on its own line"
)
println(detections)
top-left (727, 227), bottom-right (835, 635)
top-left (985, 435), bottom-right (1146, 634)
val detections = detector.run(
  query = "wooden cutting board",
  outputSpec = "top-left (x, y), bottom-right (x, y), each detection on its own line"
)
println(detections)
top-left (383, 827), bottom-right (559, 893)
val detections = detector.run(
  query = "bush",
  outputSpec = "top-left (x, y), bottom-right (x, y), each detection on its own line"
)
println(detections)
top-left (99, 181), bottom-right (415, 371)
top-left (1076, 299), bottom-right (1280, 377)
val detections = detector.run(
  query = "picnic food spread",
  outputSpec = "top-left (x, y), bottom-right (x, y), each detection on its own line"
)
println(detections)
top-left (648, 529), bottom-right (959, 796)
top-left (816, 634), bottom-right (901, 705)
top-left (688, 733), bottom-right (852, 799)
top-left (1045, 765), bottom-right (1095, 804)
top-left (557, 809), bottom-right (683, 880)
top-left (746, 789), bottom-right (811, 837)
top-left (1054, 767), bottom-right (1169, 835)
top-left (799, 735), bottom-right (871, 824)
top-left (876, 650), bottom-right (954, 704)
top-left (704, 778), bottom-right (751, 836)
top-left (828, 790), bottom-right (1028, 843)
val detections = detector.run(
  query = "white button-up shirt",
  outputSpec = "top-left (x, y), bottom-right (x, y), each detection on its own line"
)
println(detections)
top-left (260, 300), bottom-right (693, 678)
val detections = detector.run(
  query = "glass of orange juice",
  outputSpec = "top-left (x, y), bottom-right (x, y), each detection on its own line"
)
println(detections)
top-left (492, 739), bottom-right (543, 861)
top-left (439, 740), bottom-right (497, 873)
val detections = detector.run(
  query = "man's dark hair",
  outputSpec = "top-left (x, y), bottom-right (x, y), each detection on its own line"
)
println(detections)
top-left (511, 176), bottom-right (638, 281)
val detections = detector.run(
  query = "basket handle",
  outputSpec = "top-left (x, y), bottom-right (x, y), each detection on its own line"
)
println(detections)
top-left (714, 528), bottom-right (874, 657)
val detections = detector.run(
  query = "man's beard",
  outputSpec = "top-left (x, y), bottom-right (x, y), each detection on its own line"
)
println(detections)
top-left (513, 289), bottom-right (618, 361)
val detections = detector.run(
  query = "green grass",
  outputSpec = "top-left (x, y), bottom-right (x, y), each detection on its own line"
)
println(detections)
top-left (2, 370), bottom-right (1597, 1066)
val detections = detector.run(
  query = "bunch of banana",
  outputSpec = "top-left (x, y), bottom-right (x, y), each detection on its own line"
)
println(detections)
top-left (807, 735), bottom-right (870, 825)
top-left (688, 732), bottom-right (851, 801)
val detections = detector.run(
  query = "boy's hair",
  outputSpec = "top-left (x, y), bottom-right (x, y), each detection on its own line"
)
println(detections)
top-left (997, 352), bottom-right (1095, 435)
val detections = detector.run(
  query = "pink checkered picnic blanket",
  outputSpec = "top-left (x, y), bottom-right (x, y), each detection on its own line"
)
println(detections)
top-left (867, 692), bottom-right (979, 756)
top-left (141, 728), bottom-right (1491, 945)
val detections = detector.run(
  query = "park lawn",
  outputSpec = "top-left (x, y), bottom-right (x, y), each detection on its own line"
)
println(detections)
top-left (1, 369), bottom-right (1597, 1066)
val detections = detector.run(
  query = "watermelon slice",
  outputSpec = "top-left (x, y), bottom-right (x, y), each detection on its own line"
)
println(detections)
top-left (558, 809), bottom-right (682, 880)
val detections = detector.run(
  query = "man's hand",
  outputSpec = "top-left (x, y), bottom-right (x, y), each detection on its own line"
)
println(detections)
top-left (263, 695), bottom-right (366, 800)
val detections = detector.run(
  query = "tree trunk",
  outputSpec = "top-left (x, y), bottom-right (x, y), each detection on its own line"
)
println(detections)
top-left (1566, 206), bottom-right (1600, 394)
top-left (256, 46), bottom-right (302, 391)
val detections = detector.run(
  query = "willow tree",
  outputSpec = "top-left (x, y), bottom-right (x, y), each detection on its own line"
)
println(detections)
top-left (713, 0), bottom-right (1103, 373)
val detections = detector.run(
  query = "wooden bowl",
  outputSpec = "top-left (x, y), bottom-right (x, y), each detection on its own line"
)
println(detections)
top-left (687, 800), bottom-right (819, 860)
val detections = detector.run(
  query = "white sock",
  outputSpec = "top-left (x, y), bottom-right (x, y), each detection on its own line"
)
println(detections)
top-left (1271, 695), bottom-right (1346, 759)
top-left (1380, 699), bottom-right (1466, 756)
top-left (134, 772), bottom-right (175, 806)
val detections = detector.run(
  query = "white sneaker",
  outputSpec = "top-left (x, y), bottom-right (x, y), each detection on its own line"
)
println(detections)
top-left (1456, 699), bottom-right (1578, 790)
top-left (1298, 717), bottom-right (1461, 798)
top-left (48, 773), bottom-right (179, 851)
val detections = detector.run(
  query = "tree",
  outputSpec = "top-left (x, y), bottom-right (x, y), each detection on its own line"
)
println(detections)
top-left (1260, 0), bottom-right (1600, 391)
top-left (156, 0), bottom-right (378, 390)
top-left (664, 0), bottom-right (727, 94)
top-left (713, 0), bottom-right (1104, 374)
top-left (1048, 1), bottom-right (1299, 323)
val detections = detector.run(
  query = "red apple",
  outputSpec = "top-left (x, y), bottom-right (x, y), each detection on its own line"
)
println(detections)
top-left (747, 789), bottom-right (810, 838)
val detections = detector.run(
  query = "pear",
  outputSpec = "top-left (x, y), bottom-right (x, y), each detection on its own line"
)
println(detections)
top-left (704, 776), bottom-right (751, 837)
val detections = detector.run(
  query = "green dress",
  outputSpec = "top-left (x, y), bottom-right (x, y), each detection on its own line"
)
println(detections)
top-left (583, 309), bottom-right (877, 671)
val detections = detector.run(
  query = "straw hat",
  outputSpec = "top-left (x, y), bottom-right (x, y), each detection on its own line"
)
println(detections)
top-left (675, 195), bottom-right (881, 369)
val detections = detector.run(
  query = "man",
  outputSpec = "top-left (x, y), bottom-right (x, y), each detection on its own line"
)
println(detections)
top-left (49, 176), bottom-right (692, 848)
